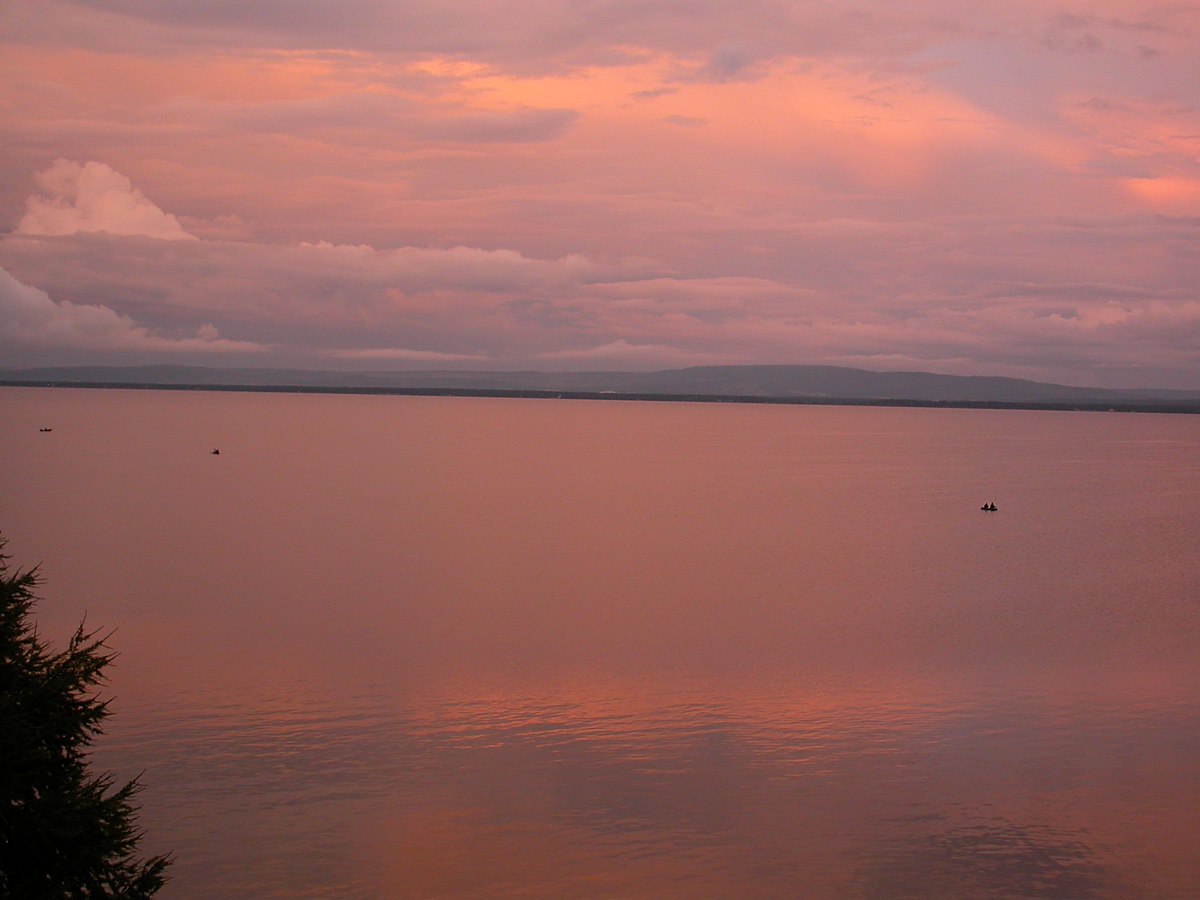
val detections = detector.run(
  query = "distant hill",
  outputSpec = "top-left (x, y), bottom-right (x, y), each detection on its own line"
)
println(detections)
top-left (4, 363), bottom-right (1199, 410)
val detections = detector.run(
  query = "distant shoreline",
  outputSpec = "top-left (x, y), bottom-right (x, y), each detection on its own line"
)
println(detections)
top-left (4, 379), bottom-right (1199, 415)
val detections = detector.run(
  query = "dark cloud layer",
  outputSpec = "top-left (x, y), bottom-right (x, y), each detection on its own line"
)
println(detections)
top-left (3, 202), bottom-right (1197, 386)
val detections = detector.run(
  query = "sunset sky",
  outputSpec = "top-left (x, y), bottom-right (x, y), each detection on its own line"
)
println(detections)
top-left (1, 1), bottom-right (1198, 387)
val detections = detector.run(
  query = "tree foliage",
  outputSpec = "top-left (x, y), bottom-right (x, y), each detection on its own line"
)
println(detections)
top-left (0, 541), bottom-right (170, 897)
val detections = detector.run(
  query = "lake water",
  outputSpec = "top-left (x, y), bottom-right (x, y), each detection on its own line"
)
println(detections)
top-left (2, 387), bottom-right (1198, 898)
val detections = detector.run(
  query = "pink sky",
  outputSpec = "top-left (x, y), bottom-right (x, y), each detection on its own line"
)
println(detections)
top-left (1, 0), bottom-right (1198, 387)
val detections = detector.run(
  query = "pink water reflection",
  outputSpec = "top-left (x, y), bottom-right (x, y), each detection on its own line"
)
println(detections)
top-left (2, 387), bottom-right (1198, 895)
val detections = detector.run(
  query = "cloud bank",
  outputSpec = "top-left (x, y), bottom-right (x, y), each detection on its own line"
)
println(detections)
top-left (0, 263), bottom-right (258, 354)
top-left (4, 197), bottom-right (1197, 385)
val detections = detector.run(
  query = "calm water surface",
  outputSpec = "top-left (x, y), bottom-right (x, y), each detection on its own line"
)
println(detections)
top-left (2, 387), bottom-right (1198, 897)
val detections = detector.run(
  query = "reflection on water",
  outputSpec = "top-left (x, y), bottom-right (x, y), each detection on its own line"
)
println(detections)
top-left (2, 388), bottom-right (1199, 897)
top-left (95, 678), bottom-right (1198, 897)
top-left (860, 818), bottom-right (1117, 899)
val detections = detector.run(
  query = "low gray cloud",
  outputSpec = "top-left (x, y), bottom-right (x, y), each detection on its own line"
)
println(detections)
top-left (5, 210), bottom-right (1198, 386)
top-left (323, 346), bottom-right (490, 363)
top-left (0, 263), bottom-right (260, 354)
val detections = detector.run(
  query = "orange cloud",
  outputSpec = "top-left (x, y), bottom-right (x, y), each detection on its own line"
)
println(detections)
top-left (1, 1), bottom-right (1198, 385)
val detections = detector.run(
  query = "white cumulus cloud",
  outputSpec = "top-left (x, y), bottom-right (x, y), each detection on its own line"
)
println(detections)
top-left (17, 159), bottom-right (197, 241)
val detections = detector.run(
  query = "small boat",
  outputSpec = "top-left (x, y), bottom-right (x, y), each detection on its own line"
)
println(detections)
top-left (211, 448), bottom-right (220, 455)
top-left (39, 427), bottom-right (52, 432)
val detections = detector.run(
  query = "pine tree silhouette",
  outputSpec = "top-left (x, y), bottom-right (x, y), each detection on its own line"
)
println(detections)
top-left (1, 539), bottom-right (170, 896)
